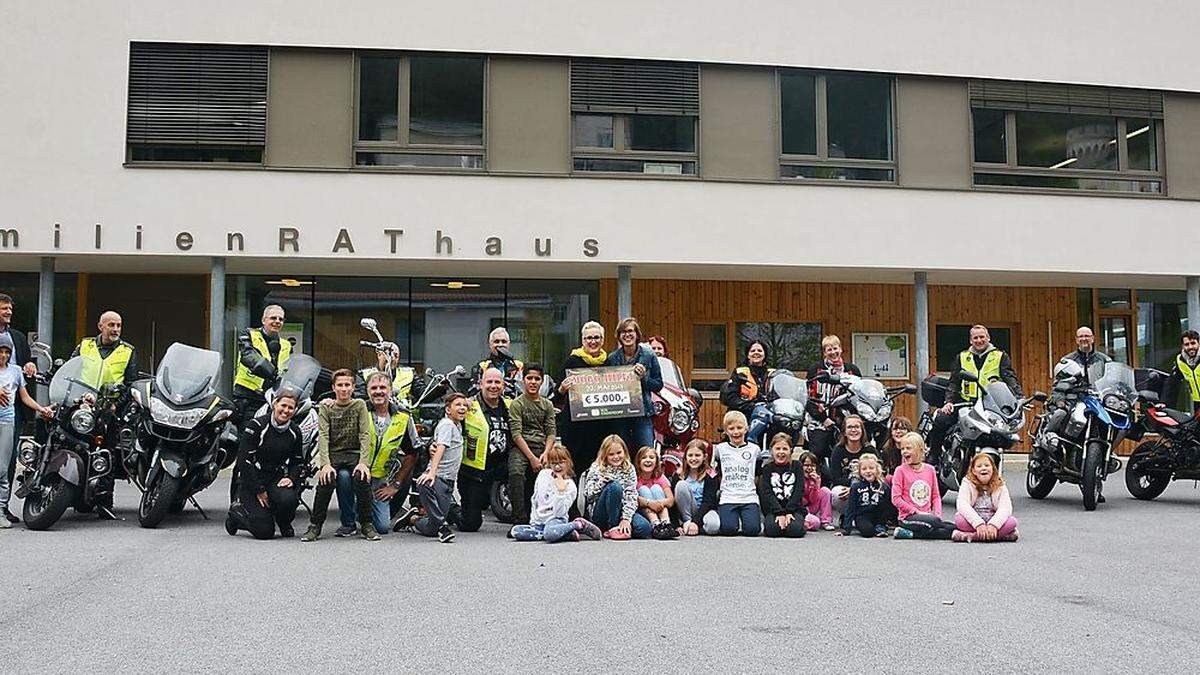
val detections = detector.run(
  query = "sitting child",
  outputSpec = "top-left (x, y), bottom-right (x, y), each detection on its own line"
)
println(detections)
top-left (798, 451), bottom-right (834, 531)
top-left (635, 446), bottom-right (679, 540)
top-left (758, 433), bottom-right (807, 538)
top-left (890, 433), bottom-right (955, 540)
top-left (954, 452), bottom-right (1019, 542)
top-left (510, 444), bottom-right (602, 543)
top-left (836, 453), bottom-right (893, 538)
top-left (671, 439), bottom-right (714, 536)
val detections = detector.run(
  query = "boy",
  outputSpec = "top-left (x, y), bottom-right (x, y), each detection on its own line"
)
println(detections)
top-left (301, 369), bottom-right (378, 542)
top-left (507, 364), bottom-right (557, 525)
top-left (400, 392), bottom-right (469, 543)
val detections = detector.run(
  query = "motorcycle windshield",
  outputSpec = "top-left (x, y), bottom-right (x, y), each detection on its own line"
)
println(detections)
top-left (277, 354), bottom-right (321, 401)
top-left (155, 343), bottom-right (221, 405)
top-left (658, 357), bottom-right (685, 390)
top-left (848, 377), bottom-right (887, 411)
top-left (1095, 362), bottom-right (1136, 399)
top-left (982, 382), bottom-right (1019, 417)
top-left (769, 371), bottom-right (808, 408)
top-left (47, 356), bottom-right (99, 405)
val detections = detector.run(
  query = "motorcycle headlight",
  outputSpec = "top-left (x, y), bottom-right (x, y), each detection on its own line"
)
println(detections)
top-left (1103, 395), bottom-right (1130, 414)
top-left (91, 454), bottom-right (110, 474)
top-left (669, 408), bottom-right (691, 434)
top-left (71, 408), bottom-right (96, 434)
top-left (18, 441), bottom-right (38, 466)
top-left (149, 397), bottom-right (209, 430)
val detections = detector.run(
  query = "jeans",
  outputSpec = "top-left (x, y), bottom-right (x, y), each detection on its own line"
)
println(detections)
top-left (369, 479), bottom-right (391, 534)
top-left (230, 483), bottom-right (300, 540)
top-left (0, 422), bottom-right (14, 509)
top-left (674, 481), bottom-right (700, 524)
top-left (511, 517), bottom-right (578, 543)
top-left (717, 503), bottom-right (762, 536)
top-left (590, 481), bottom-right (652, 539)
top-left (415, 476), bottom-right (455, 536)
top-left (309, 465), bottom-right (371, 529)
top-left (746, 403), bottom-right (772, 448)
top-left (621, 416), bottom-right (656, 453)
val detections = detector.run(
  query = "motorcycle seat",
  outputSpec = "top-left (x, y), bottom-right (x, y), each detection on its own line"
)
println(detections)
top-left (1150, 407), bottom-right (1194, 425)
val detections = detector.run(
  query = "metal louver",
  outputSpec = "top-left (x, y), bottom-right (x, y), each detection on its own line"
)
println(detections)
top-left (127, 42), bottom-right (269, 146)
top-left (969, 80), bottom-right (1162, 118)
top-left (571, 59), bottom-right (699, 115)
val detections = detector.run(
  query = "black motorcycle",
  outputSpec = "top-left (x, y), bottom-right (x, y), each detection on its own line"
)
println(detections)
top-left (129, 343), bottom-right (234, 528)
top-left (17, 355), bottom-right (131, 529)
top-left (1124, 388), bottom-right (1200, 500)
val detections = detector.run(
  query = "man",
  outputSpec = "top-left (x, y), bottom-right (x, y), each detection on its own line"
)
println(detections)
top-left (359, 340), bottom-right (416, 402)
top-left (926, 325), bottom-right (1022, 457)
top-left (1164, 330), bottom-right (1200, 413)
top-left (1059, 326), bottom-right (1111, 385)
top-left (805, 335), bottom-right (863, 461)
top-left (457, 367), bottom-right (512, 532)
top-left (507, 363), bottom-right (556, 526)
top-left (0, 293), bottom-right (36, 525)
top-left (72, 311), bottom-right (138, 389)
top-left (472, 327), bottom-right (523, 394)
top-left (232, 305), bottom-right (291, 427)
top-left (361, 371), bottom-right (415, 535)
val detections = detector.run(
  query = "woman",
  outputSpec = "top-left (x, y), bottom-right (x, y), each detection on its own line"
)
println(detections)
top-left (718, 340), bottom-right (775, 447)
top-left (647, 336), bottom-right (669, 358)
top-left (557, 321), bottom-right (612, 473)
top-left (605, 317), bottom-right (663, 452)
top-left (225, 392), bottom-right (305, 540)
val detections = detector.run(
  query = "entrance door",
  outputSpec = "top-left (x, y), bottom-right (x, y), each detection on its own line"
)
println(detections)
top-left (1098, 315), bottom-right (1132, 364)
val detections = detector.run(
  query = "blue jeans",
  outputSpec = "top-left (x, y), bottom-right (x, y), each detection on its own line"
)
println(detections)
top-left (369, 479), bottom-right (391, 533)
top-left (511, 517), bottom-right (578, 543)
top-left (591, 481), bottom-right (652, 538)
top-left (717, 503), bottom-right (762, 536)
top-left (334, 468), bottom-right (357, 529)
top-left (747, 403), bottom-right (772, 448)
top-left (621, 416), bottom-right (656, 452)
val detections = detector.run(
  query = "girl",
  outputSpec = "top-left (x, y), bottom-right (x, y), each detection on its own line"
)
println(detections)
top-left (891, 432), bottom-right (955, 540)
top-left (579, 434), bottom-right (652, 539)
top-left (671, 439), bottom-right (715, 536)
top-left (709, 410), bottom-right (762, 536)
top-left (837, 453), bottom-right (893, 538)
top-left (758, 433), bottom-right (807, 538)
top-left (798, 451), bottom-right (834, 531)
top-left (827, 415), bottom-right (874, 516)
top-left (881, 416), bottom-right (914, 477)
top-left (510, 445), bottom-right (603, 543)
top-left (954, 453), bottom-right (1019, 542)
top-left (0, 334), bottom-right (51, 528)
top-left (634, 446), bottom-right (679, 540)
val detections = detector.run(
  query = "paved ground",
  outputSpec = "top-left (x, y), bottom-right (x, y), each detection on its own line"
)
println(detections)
top-left (3, 469), bottom-right (1199, 673)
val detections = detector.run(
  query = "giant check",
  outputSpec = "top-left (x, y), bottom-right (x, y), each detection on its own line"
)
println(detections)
top-left (566, 365), bottom-right (645, 421)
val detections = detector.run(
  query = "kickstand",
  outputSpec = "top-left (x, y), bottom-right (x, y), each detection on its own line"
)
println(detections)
top-left (97, 504), bottom-right (124, 521)
top-left (189, 496), bottom-right (209, 520)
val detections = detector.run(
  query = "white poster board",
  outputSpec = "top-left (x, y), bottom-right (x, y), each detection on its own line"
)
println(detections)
top-left (851, 333), bottom-right (909, 380)
top-left (281, 322), bottom-right (305, 354)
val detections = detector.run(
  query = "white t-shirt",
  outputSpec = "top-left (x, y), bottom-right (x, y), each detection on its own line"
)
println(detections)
top-left (0, 363), bottom-right (24, 424)
top-left (714, 441), bottom-right (761, 505)
top-left (432, 418), bottom-right (464, 480)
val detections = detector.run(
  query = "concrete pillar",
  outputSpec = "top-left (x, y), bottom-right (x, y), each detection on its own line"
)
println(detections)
top-left (617, 265), bottom-right (632, 320)
top-left (35, 257), bottom-right (55, 403)
top-left (1188, 276), bottom-right (1199, 332)
top-left (914, 271), bottom-right (930, 416)
top-left (209, 257), bottom-right (226, 355)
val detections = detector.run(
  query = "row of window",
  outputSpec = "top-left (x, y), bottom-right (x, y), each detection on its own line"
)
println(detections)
top-left (125, 44), bottom-right (1168, 195)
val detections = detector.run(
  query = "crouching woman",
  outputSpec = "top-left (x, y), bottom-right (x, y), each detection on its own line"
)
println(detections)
top-left (225, 392), bottom-right (304, 540)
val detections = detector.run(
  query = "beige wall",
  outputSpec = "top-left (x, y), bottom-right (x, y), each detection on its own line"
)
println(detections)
top-left (487, 57), bottom-right (569, 174)
top-left (700, 65), bottom-right (777, 180)
top-left (264, 48), bottom-right (354, 169)
top-left (896, 77), bottom-right (970, 189)
top-left (1164, 93), bottom-right (1200, 199)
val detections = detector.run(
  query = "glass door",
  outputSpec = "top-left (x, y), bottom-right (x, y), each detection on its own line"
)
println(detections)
top-left (1098, 315), bottom-right (1132, 364)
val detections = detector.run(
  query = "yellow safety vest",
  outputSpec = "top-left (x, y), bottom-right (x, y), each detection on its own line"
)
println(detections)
top-left (960, 349), bottom-right (1004, 401)
top-left (233, 329), bottom-right (292, 393)
top-left (1177, 355), bottom-right (1200, 403)
top-left (367, 410), bottom-right (411, 479)
top-left (478, 357), bottom-right (524, 376)
top-left (360, 366), bottom-right (416, 401)
top-left (78, 338), bottom-right (134, 389)
top-left (461, 397), bottom-right (511, 471)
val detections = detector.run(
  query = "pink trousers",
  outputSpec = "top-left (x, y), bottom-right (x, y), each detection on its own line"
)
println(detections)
top-left (804, 487), bottom-right (833, 530)
top-left (954, 514), bottom-right (1018, 538)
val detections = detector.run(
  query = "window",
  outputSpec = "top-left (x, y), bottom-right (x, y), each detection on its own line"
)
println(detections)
top-left (126, 43), bottom-right (267, 164)
top-left (1137, 289), bottom-right (1189, 383)
top-left (778, 70), bottom-right (895, 182)
top-left (692, 324), bottom-right (727, 371)
top-left (355, 54), bottom-right (485, 169)
top-left (969, 81), bottom-right (1164, 194)
top-left (570, 59), bottom-right (700, 176)
top-left (934, 325), bottom-right (1013, 372)
top-left (689, 321), bottom-right (822, 391)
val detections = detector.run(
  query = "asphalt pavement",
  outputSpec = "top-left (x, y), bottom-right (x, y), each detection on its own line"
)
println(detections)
top-left (3, 469), bottom-right (1199, 673)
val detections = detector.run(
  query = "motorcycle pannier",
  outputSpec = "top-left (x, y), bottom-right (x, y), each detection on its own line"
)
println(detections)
top-left (920, 375), bottom-right (950, 407)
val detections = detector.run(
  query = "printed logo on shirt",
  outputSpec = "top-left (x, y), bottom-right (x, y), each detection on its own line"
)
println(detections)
top-left (770, 471), bottom-right (796, 501)
top-left (909, 479), bottom-right (931, 507)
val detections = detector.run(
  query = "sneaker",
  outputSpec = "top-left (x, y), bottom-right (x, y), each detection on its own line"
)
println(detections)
top-left (334, 525), bottom-right (357, 537)
top-left (390, 507), bottom-right (420, 532)
top-left (0, 518), bottom-right (11, 529)
top-left (1003, 529), bottom-right (1020, 543)
top-left (893, 527), bottom-right (914, 540)
top-left (820, 523), bottom-right (836, 531)
top-left (654, 522), bottom-right (679, 540)
top-left (572, 517), bottom-right (603, 541)
top-left (300, 525), bottom-right (321, 542)
top-left (361, 523), bottom-right (382, 541)
top-left (437, 525), bottom-right (455, 543)
top-left (875, 529), bottom-right (889, 538)
top-left (278, 524), bottom-right (295, 539)
top-left (224, 513), bottom-right (238, 536)
top-left (3, 507), bottom-right (20, 524)
top-left (603, 527), bottom-right (630, 541)
top-left (951, 530), bottom-right (973, 543)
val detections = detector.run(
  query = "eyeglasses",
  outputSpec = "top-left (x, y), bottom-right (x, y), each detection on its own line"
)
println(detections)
top-left (583, 335), bottom-right (603, 341)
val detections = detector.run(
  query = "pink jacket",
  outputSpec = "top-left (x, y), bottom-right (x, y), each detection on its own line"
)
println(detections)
top-left (890, 462), bottom-right (942, 520)
top-left (956, 481), bottom-right (1014, 528)
top-left (801, 473), bottom-right (824, 511)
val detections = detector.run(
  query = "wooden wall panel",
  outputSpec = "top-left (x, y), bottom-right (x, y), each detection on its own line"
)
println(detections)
top-left (602, 279), bottom-right (1077, 445)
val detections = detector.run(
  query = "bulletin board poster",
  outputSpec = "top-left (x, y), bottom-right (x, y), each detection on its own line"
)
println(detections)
top-left (281, 323), bottom-right (305, 354)
top-left (851, 333), bottom-right (909, 380)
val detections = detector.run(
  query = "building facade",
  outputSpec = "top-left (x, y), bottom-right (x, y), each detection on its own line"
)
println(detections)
top-left (2, 1), bottom-right (1198, 431)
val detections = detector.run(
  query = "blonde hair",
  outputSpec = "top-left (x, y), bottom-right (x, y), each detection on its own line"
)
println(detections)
top-left (544, 443), bottom-right (575, 479)
top-left (722, 410), bottom-right (747, 429)
top-left (593, 434), bottom-right (631, 472)
top-left (821, 335), bottom-right (842, 349)
top-left (634, 446), bottom-right (661, 479)
top-left (900, 432), bottom-right (927, 464)
top-left (580, 321), bottom-right (605, 339)
top-left (856, 453), bottom-right (884, 483)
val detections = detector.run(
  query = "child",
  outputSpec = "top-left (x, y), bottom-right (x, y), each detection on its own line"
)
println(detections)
top-left (837, 453), bottom-right (893, 538)
top-left (302, 369), bottom-right (376, 542)
top-left (710, 410), bottom-right (762, 536)
top-left (634, 446), bottom-right (679, 540)
top-left (891, 432), bottom-right (955, 540)
top-left (826, 415), bottom-right (874, 517)
top-left (954, 453), bottom-right (1019, 543)
top-left (0, 334), bottom-right (51, 528)
top-left (758, 433), bottom-right (807, 538)
top-left (672, 439), bottom-right (715, 536)
top-left (881, 416), bottom-right (914, 478)
top-left (403, 392), bottom-right (469, 543)
top-left (798, 451), bottom-right (834, 531)
top-left (579, 434), bottom-right (652, 539)
top-left (510, 444), bottom-right (603, 543)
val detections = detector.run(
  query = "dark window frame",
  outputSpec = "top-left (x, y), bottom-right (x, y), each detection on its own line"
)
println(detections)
top-left (570, 111), bottom-right (700, 177)
top-left (933, 324), bottom-right (1018, 374)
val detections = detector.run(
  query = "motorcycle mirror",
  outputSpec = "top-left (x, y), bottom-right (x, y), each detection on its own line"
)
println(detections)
top-left (1139, 390), bottom-right (1160, 403)
top-left (1032, 392), bottom-right (1048, 402)
top-left (959, 371), bottom-right (980, 383)
top-left (453, 365), bottom-right (466, 375)
top-left (815, 373), bottom-right (835, 384)
top-left (360, 317), bottom-right (378, 332)
top-left (53, 358), bottom-right (64, 368)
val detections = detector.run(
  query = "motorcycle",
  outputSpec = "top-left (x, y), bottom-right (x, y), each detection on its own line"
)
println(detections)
top-left (919, 371), bottom-right (1044, 494)
top-left (757, 370), bottom-right (809, 447)
top-left (1123, 378), bottom-right (1200, 500)
top-left (652, 356), bottom-right (701, 459)
top-left (1026, 360), bottom-right (1142, 511)
top-left (129, 343), bottom-right (235, 528)
top-left (815, 372), bottom-right (915, 448)
top-left (17, 353), bottom-right (130, 529)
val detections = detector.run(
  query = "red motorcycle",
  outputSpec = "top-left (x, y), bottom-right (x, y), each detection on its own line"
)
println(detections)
top-left (652, 356), bottom-right (701, 474)
top-left (1125, 393), bottom-right (1200, 500)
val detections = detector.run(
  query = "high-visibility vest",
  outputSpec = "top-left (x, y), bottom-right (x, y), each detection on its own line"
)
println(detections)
top-left (461, 397), bottom-right (510, 471)
top-left (960, 349), bottom-right (1004, 401)
top-left (367, 410), bottom-right (411, 479)
top-left (233, 329), bottom-right (291, 393)
top-left (78, 338), bottom-right (134, 389)
top-left (1177, 355), bottom-right (1200, 403)
top-left (478, 357), bottom-right (523, 377)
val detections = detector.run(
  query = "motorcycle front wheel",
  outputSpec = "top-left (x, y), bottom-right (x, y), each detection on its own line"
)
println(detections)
top-left (1081, 440), bottom-right (1106, 512)
top-left (1025, 452), bottom-right (1056, 499)
top-left (23, 476), bottom-right (77, 531)
top-left (1124, 441), bottom-right (1171, 501)
top-left (489, 481), bottom-right (513, 524)
top-left (138, 475), bottom-right (182, 528)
